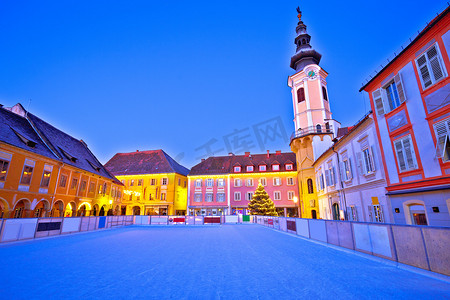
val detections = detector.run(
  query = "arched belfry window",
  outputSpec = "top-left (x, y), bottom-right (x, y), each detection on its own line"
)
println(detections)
top-left (307, 178), bottom-right (314, 194)
top-left (322, 86), bottom-right (328, 101)
top-left (316, 124), bottom-right (322, 133)
top-left (297, 87), bottom-right (305, 103)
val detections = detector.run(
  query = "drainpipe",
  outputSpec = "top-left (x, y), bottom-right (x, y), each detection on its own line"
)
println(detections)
top-left (332, 142), bottom-right (348, 220)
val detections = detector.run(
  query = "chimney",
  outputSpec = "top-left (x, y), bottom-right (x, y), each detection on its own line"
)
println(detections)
top-left (201, 158), bottom-right (205, 162)
top-left (228, 152), bottom-right (234, 156)
top-left (136, 150), bottom-right (139, 152)
top-left (80, 139), bottom-right (88, 147)
top-left (275, 150), bottom-right (281, 155)
top-left (266, 150), bottom-right (270, 158)
top-left (245, 152), bottom-right (250, 157)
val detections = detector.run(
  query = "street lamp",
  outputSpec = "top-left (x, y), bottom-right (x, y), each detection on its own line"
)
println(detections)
top-left (293, 196), bottom-right (300, 218)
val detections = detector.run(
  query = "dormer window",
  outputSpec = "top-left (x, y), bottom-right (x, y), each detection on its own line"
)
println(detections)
top-left (272, 164), bottom-right (280, 171)
top-left (259, 165), bottom-right (266, 171)
top-left (11, 127), bottom-right (37, 148)
top-left (285, 164), bottom-right (293, 170)
top-left (234, 166), bottom-right (241, 173)
top-left (59, 147), bottom-right (77, 162)
top-left (87, 160), bottom-right (101, 172)
top-left (246, 166), bottom-right (254, 172)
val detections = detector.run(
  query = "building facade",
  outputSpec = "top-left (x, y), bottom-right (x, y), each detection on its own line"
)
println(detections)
top-left (360, 6), bottom-right (450, 227)
top-left (187, 151), bottom-right (299, 216)
top-left (105, 150), bottom-right (189, 216)
top-left (313, 114), bottom-right (392, 223)
top-left (288, 8), bottom-right (341, 219)
top-left (0, 103), bottom-right (123, 219)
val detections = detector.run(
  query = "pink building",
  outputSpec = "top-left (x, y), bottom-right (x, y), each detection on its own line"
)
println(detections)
top-left (187, 151), bottom-right (299, 217)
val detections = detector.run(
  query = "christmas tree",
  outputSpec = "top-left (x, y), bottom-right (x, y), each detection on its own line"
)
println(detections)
top-left (248, 183), bottom-right (278, 216)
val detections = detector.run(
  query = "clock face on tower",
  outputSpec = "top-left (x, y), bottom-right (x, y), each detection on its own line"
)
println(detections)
top-left (305, 67), bottom-right (318, 80)
top-left (307, 70), bottom-right (316, 78)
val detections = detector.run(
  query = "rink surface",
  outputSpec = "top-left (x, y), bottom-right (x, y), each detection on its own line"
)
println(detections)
top-left (0, 224), bottom-right (449, 299)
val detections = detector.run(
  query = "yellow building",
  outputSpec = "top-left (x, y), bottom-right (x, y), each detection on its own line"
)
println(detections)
top-left (0, 103), bottom-right (123, 218)
top-left (105, 150), bottom-right (189, 215)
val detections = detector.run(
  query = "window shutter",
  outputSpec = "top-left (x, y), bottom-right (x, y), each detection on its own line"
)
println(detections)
top-left (348, 158), bottom-right (353, 180)
top-left (427, 45), bottom-right (444, 82)
top-left (417, 54), bottom-right (433, 88)
top-left (339, 162), bottom-right (346, 181)
top-left (434, 119), bottom-right (450, 158)
top-left (370, 146), bottom-right (377, 172)
top-left (331, 167), bottom-right (336, 185)
top-left (325, 170), bottom-right (330, 186)
top-left (372, 89), bottom-right (385, 116)
top-left (403, 137), bottom-right (417, 170)
top-left (368, 206), bottom-right (373, 222)
top-left (356, 152), bottom-right (364, 175)
top-left (394, 140), bottom-right (407, 172)
top-left (394, 73), bottom-right (406, 103)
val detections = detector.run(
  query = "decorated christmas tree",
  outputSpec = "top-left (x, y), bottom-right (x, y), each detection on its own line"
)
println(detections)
top-left (248, 183), bottom-right (278, 216)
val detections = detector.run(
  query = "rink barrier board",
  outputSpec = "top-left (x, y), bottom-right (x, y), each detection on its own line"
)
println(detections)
top-left (253, 216), bottom-right (450, 276)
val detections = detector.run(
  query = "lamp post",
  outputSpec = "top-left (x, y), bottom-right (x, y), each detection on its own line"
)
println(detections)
top-left (293, 196), bottom-right (300, 218)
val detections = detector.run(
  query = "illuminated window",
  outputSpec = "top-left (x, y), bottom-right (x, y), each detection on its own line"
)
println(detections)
top-left (161, 192), bottom-right (167, 201)
top-left (217, 178), bottom-right (225, 187)
top-left (234, 166), bottom-right (241, 172)
top-left (71, 178), bottom-right (78, 190)
top-left (40, 165), bottom-right (52, 187)
top-left (20, 160), bottom-right (35, 185)
top-left (0, 153), bottom-right (11, 182)
top-left (273, 177), bottom-right (281, 186)
top-left (246, 166), bottom-right (254, 172)
top-left (130, 179), bottom-right (135, 186)
top-left (234, 178), bottom-right (242, 187)
top-left (259, 165), bottom-right (266, 171)
top-left (137, 179), bottom-right (143, 186)
top-left (272, 164), bottom-right (280, 171)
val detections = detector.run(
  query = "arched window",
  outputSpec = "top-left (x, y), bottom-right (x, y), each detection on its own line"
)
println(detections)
top-left (307, 178), bottom-right (314, 194)
top-left (322, 86), bottom-right (328, 101)
top-left (297, 87), bottom-right (305, 103)
top-left (316, 124), bottom-right (322, 133)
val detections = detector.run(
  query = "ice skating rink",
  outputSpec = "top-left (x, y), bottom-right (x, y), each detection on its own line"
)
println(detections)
top-left (0, 225), bottom-right (448, 299)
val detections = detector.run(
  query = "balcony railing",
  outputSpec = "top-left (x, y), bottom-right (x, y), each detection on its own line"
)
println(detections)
top-left (290, 124), bottom-right (333, 141)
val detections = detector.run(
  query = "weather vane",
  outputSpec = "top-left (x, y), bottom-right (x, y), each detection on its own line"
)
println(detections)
top-left (296, 6), bottom-right (302, 21)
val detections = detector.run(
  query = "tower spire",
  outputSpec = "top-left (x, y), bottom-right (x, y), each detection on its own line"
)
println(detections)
top-left (290, 7), bottom-right (322, 71)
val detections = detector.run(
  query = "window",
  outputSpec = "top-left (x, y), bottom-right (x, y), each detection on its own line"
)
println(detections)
top-left (340, 158), bottom-right (353, 181)
top-left (416, 43), bottom-right (447, 89)
top-left (357, 147), bottom-right (376, 175)
top-left (288, 191), bottom-right (294, 200)
top-left (234, 178), bottom-right (242, 187)
top-left (297, 87), bottom-right (305, 103)
top-left (161, 178), bottom-right (168, 185)
top-left (194, 194), bottom-right (202, 202)
top-left (217, 178), bottom-right (225, 187)
top-left (195, 179), bottom-right (202, 187)
top-left (178, 178), bottom-right (181, 186)
top-left (206, 179), bottom-right (214, 187)
top-left (80, 180), bottom-right (87, 192)
top-left (347, 206), bottom-right (358, 221)
top-left (285, 164), bottom-right (293, 170)
top-left (138, 179), bottom-right (143, 186)
top-left (0, 153), bottom-right (11, 182)
top-left (246, 166), bottom-right (254, 172)
top-left (234, 166), bottom-right (241, 172)
top-left (368, 205), bottom-right (384, 223)
top-left (217, 193), bottom-right (225, 202)
top-left (434, 118), bottom-right (450, 162)
top-left (246, 178), bottom-right (253, 187)
top-left (318, 174), bottom-right (325, 190)
top-left (273, 177), bottom-right (281, 186)
top-left (151, 179), bottom-right (156, 185)
top-left (234, 192), bottom-right (241, 201)
top-left (161, 192), bottom-right (167, 201)
top-left (129, 194), bottom-right (133, 201)
top-left (287, 177), bottom-right (294, 185)
top-left (272, 164), bottom-right (280, 171)
top-left (59, 174), bottom-right (67, 188)
top-left (98, 184), bottom-right (103, 194)
top-left (20, 160), bottom-right (35, 185)
top-left (130, 179), bottom-right (135, 186)
top-left (260, 178), bottom-right (267, 186)
top-left (394, 135), bottom-right (418, 172)
top-left (121, 180), bottom-right (125, 184)
top-left (246, 192), bottom-right (253, 201)
top-left (307, 178), bottom-right (314, 194)
top-left (273, 191), bottom-right (281, 200)
top-left (325, 166), bottom-right (336, 187)
top-left (322, 86), bottom-right (328, 101)
top-left (136, 196), bottom-right (140, 202)
top-left (184, 181), bottom-right (186, 188)
top-left (372, 73), bottom-right (406, 116)
top-left (385, 81), bottom-right (401, 111)
top-left (89, 182), bottom-right (95, 193)
top-left (71, 178), bottom-right (78, 190)
top-left (40, 165), bottom-right (52, 187)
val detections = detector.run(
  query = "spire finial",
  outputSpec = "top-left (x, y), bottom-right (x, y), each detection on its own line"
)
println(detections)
top-left (296, 6), bottom-right (302, 21)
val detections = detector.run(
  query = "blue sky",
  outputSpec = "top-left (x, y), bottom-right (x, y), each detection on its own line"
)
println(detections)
top-left (0, 1), bottom-right (446, 168)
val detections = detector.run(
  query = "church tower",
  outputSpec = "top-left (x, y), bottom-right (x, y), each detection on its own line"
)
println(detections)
top-left (289, 7), bottom-right (339, 219)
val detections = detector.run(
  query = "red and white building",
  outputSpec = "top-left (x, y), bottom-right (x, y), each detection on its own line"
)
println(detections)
top-left (360, 6), bottom-right (450, 226)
